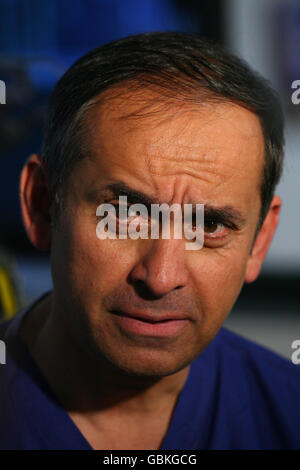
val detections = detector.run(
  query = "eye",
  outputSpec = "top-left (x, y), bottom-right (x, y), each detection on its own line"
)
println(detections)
top-left (203, 219), bottom-right (229, 238)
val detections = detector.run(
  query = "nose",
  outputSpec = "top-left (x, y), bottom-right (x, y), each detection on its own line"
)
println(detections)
top-left (128, 239), bottom-right (189, 298)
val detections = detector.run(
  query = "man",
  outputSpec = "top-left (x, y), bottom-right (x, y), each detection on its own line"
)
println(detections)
top-left (0, 32), bottom-right (299, 450)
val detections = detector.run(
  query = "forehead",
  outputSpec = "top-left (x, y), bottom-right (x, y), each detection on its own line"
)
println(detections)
top-left (82, 85), bottom-right (264, 210)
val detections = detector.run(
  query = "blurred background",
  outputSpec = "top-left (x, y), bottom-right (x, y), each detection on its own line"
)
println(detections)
top-left (0, 0), bottom-right (299, 359)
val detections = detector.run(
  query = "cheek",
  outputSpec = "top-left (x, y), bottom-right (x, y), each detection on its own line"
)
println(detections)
top-left (51, 216), bottom-right (136, 305)
top-left (189, 247), bottom-right (249, 326)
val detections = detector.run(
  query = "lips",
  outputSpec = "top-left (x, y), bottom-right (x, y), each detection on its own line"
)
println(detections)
top-left (111, 309), bottom-right (188, 323)
top-left (110, 309), bottom-right (190, 337)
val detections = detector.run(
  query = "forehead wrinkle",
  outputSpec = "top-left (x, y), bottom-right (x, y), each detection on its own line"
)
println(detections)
top-left (144, 163), bottom-right (229, 194)
top-left (139, 116), bottom-right (263, 169)
top-left (143, 147), bottom-right (234, 184)
top-left (142, 150), bottom-right (261, 207)
top-left (142, 138), bottom-right (261, 181)
top-left (86, 89), bottom-right (264, 203)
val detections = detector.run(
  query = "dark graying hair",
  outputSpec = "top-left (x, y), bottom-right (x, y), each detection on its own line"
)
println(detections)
top-left (41, 31), bottom-right (284, 230)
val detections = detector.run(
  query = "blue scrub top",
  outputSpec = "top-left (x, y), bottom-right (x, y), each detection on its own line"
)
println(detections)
top-left (1, 293), bottom-right (300, 450)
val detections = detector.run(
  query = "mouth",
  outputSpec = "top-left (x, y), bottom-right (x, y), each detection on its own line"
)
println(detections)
top-left (111, 309), bottom-right (189, 337)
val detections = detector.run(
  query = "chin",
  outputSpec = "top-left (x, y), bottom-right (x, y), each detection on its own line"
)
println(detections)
top-left (102, 346), bottom-right (194, 379)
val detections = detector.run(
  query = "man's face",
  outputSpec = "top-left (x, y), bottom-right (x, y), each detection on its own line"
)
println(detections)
top-left (50, 87), bottom-right (265, 377)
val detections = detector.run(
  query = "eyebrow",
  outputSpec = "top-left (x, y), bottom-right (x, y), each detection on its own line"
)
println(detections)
top-left (90, 182), bottom-right (247, 230)
top-left (88, 182), bottom-right (158, 212)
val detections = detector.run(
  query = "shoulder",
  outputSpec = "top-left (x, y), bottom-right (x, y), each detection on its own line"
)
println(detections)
top-left (192, 326), bottom-right (300, 416)
top-left (0, 298), bottom-right (51, 450)
top-left (0, 311), bottom-right (31, 399)
top-left (216, 326), bottom-right (300, 378)
top-left (209, 327), bottom-right (300, 416)
top-left (189, 328), bottom-right (300, 448)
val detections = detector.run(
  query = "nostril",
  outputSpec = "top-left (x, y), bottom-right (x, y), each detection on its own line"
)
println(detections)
top-left (131, 279), bottom-right (163, 301)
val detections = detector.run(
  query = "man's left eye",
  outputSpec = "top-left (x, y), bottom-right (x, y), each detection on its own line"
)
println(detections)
top-left (203, 220), bottom-right (229, 238)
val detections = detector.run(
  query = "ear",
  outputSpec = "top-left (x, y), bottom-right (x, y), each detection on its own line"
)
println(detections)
top-left (19, 154), bottom-right (51, 251)
top-left (244, 195), bottom-right (282, 283)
